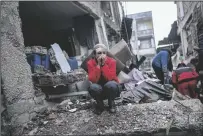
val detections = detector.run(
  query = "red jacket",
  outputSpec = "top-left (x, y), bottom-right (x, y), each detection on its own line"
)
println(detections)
top-left (87, 56), bottom-right (119, 83)
top-left (172, 67), bottom-right (199, 84)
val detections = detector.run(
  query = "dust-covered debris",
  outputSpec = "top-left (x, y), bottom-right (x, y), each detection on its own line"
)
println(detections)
top-left (22, 99), bottom-right (203, 136)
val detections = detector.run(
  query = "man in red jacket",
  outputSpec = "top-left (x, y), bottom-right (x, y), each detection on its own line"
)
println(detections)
top-left (87, 44), bottom-right (119, 115)
top-left (172, 62), bottom-right (199, 98)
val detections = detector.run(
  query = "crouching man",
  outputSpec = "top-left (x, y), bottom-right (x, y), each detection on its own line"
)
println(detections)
top-left (172, 63), bottom-right (199, 98)
top-left (87, 44), bottom-right (120, 115)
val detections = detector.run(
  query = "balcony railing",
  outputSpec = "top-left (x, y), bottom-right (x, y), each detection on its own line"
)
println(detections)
top-left (137, 29), bottom-right (153, 38)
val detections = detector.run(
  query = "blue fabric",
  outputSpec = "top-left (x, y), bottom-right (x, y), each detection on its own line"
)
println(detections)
top-left (152, 50), bottom-right (169, 72)
top-left (67, 57), bottom-right (78, 70)
top-left (41, 55), bottom-right (50, 70)
top-left (31, 54), bottom-right (42, 67)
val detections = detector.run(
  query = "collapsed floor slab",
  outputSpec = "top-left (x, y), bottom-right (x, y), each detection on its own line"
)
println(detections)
top-left (24, 99), bottom-right (203, 136)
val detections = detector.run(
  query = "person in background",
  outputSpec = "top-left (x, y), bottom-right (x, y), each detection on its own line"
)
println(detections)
top-left (87, 44), bottom-right (120, 115)
top-left (172, 62), bottom-right (199, 98)
top-left (152, 49), bottom-right (173, 84)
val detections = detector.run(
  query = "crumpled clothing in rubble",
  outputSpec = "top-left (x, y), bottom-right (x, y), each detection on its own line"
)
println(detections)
top-left (120, 68), bottom-right (172, 104)
top-left (124, 68), bottom-right (146, 91)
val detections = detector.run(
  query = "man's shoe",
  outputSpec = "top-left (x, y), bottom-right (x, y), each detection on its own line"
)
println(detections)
top-left (94, 99), bottom-right (104, 115)
top-left (108, 100), bottom-right (116, 113)
top-left (93, 108), bottom-right (104, 115)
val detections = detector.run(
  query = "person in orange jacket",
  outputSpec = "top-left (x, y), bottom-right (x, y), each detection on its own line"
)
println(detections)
top-left (172, 62), bottom-right (199, 98)
top-left (87, 44), bottom-right (119, 115)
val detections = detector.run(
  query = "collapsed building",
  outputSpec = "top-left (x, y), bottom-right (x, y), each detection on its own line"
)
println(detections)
top-left (1, 1), bottom-right (203, 136)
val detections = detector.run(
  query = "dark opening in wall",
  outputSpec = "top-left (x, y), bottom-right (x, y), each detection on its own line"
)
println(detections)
top-left (19, 1), bottom-right (90, 57)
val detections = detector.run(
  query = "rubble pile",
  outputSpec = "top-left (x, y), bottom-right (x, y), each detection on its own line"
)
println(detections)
top-left (22, 99), bottom-right (203, 136)
top-left (24, 43), bottom-right (89, 100)
top-left (122, 80), bottom-right (172, 104)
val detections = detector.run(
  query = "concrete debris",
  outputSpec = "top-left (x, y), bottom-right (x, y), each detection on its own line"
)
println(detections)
top-left (32, 69), bottom-right (87, 87)
top-left (48, 113), bottom-right (57, 120)
top-left (69, 108), bottom-right (77, 113)
top-left (33, 65), bottom-right (48, 74)
top-left (22, 99), bottom-right (203, 136)
top-left (43, 121), bottom-right (48, 125)
top-left (172, 89), bottom-right (191, 101)
top-left (109, 39), bottom-right (132, 64)
top-left (46, 91), bottom-right (89, 100)
top-left (59, 99), bottom-right (71, 106)
top-left (117, 71), bottom-right (132, 83)
top-left (25, 46), bottom-right (47, 55)
top-left (122, 78), bottom-right (172, 104)
top-left (28, 127), bottom-right (38, 135)
top-left (55, 119), bottom-right (63, 125)
top-left (49, 43), bottom-right (71, 73)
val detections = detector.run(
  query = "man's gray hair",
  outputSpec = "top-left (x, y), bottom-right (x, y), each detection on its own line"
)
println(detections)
top-left (93, 43), bottom-right (107, 51)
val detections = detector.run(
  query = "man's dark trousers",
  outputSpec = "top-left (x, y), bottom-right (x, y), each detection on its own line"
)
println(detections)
top-left (88, 81), bottom-right (119, 108)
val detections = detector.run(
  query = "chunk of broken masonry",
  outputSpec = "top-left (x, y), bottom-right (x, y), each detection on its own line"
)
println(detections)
top-left (32, 69), bottom-right (87, 86)
top-left (25, 46), bottom-right (47, 55)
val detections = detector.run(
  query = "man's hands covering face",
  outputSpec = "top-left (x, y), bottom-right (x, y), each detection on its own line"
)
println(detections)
top-left (100, 54), bottom-right (106, 66)
top-left (97, 54), bottom-right (106, 66)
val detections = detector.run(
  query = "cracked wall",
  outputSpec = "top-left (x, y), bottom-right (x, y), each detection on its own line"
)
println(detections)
top-left (1, 2), bottom-right (42, 135)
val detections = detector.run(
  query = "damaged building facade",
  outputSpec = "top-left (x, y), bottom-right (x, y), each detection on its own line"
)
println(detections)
top-left (0, 1), bottom-right (124, 135)
top-left (175, 1), bottom-right (203, 63)
top-left (19, 1), bottom-right (123, 65)
top-left (127, 11), bottom-right (156, 72)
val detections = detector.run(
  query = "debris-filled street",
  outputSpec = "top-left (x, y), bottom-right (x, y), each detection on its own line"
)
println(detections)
top-left (1, 1), bottom-right (203, 136)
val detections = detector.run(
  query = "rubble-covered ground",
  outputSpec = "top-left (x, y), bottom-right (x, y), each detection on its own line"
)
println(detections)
top-left (21, 99), bottom-right (203, 136)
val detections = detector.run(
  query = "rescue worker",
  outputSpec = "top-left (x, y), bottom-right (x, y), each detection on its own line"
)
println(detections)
top-left (152, 49), bottom-right (173, 84)
top-left (87, 44), bottom-right (120, 115)
top-left (172, 62), bottom-right (199, 98)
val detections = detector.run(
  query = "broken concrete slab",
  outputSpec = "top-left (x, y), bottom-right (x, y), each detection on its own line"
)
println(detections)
top-left (47, 91), bottom-right (89, 99)
top-left (23, 99), bottom-right (203, 136)
top-left (25, 46), bottom-right (47, 55)
top-left (50, 43), bottom-right (71, 73)
top-left (109, 39), bottom-right (132, 64)
top-left (32, 69), bottom-right (87, 86)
